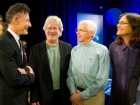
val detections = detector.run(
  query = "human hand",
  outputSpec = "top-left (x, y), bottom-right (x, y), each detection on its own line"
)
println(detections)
top-left (31, 102), bottom-right (40, 105)
top-left (26, 66), bottom-right (34, 74)
top-left (70, 93), bottom-right (83, 105)
top-left (18, 68), bottom-right (27, 74)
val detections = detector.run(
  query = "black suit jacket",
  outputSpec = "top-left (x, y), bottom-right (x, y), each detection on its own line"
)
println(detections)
top-left (0, 31), bottom-right (35, 105)
top-left (29, 40), bottom-right (72, 105)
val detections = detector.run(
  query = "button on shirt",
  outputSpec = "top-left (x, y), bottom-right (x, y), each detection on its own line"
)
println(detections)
top-left (67, 41), bottom-right (110, 100)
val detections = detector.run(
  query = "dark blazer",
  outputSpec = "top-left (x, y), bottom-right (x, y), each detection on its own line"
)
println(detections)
top-left (0, 31), bottom-right (35, 105)
top-left (29, 40), bottom-right (72, 105)
top-left (129, 58), bottom-right (140, 105)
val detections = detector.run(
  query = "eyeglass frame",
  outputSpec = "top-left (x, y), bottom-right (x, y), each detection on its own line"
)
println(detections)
top-left (46, 27), bottom-right (59, 31)
top-left (75, 29), bottom-right (90, 33)
top-left (117, 22), bottom-right (129, 25)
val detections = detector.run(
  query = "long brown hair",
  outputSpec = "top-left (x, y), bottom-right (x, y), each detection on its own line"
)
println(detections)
top-left (115, 13), bottom-right (140, 48)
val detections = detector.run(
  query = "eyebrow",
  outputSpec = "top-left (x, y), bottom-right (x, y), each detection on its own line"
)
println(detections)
top-left (119, 20), bottom-right (128, 22)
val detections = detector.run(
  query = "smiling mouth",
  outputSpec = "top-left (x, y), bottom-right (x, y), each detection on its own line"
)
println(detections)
top-left (25, 28), bottom-right (29, 30)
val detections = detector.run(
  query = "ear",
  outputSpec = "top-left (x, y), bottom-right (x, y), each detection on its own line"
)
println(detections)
top-left (90, 31), bottom-right (94, 37)
top-left (13, 16), bottom-right (18, 24)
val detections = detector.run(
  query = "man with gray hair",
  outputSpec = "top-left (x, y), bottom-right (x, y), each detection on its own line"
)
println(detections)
top-left (29, 15), bottom-right (72, 105)
top-left (67, 20), bottom-right (110, 105)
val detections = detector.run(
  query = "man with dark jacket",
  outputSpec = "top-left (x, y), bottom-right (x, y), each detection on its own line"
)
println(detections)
top-left (29, 15), bottom-right (72, 105)
top-left (0, 3), bottom-right (35, 105)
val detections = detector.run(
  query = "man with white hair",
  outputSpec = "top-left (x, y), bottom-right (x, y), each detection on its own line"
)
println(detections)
top-left (29, 15), bottom-right (72, 105)
top-left (67, 20), bottom-right (110, 105)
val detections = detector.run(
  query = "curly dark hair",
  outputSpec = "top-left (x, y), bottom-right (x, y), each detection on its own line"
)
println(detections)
top-left (5, 3), bottom-right (30, 24)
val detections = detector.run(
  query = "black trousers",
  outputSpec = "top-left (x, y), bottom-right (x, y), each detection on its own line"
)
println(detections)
top-left (52, 90), bottom-right (61, 105)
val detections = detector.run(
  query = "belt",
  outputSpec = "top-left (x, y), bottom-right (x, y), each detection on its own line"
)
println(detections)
top-left (77, 87), bottom-right (85, 92)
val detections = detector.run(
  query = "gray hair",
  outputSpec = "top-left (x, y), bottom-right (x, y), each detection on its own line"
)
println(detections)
top-left (79, 20), bottom-right (97, 36)
top-left (43, 15), bottom-right (63, 36)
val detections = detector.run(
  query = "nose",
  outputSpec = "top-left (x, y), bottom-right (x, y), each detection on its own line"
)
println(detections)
top-left (76, 31), bottom-right (80, 36)
top-left (116, 24), bottom-right (120, 28)
top-left (30, 22), bottom-right (32, 27)
top-left (76, 30), bottom-right (80, 34)
top-left (50, 29), bottom-right (55, 32)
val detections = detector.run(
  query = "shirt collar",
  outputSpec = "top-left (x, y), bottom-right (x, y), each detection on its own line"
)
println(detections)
top-left (120, 43), bottom-right (135, 51)
top-left (80, 40), bottom-right (94, 47)
top-left (7, 28), bottom-right (20, 47)
top-left (7, 28), bottom-right (20, 40)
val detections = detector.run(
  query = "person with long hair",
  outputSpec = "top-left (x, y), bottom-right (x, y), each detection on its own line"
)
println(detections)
top-left (109, 12), bottom-right (140, 105)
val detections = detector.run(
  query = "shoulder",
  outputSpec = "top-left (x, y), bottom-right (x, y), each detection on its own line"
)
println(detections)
top-left (59, 40), bottom-right (72, 48)
top-left (30, 41), bottom-right (45, 50)
top-left (92, 42), bottom-right (108, 51)
top-left (0, 33), bottom-right (12, 46)
top-left (109, 42), bottom-right (116, 48)
top-left (71, 44), bottom-right (83, 54)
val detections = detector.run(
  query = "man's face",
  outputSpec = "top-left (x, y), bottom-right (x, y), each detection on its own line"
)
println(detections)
top-left (15, 12), bottom-right (32, 35)
top-left (76, 23), bottom-right (93, 45)
top-left (44, 20), bottom-right (61, 42)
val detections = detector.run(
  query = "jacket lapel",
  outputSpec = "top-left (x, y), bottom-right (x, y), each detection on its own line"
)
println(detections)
top-left (40, 41), bottom-right (52, 76)
top-left (6, 31), bottom-right (22, 61)
top-left (59, 41), bottom-right (65, 71)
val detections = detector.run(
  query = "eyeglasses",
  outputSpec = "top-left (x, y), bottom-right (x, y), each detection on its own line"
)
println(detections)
top-left (118, 22), bottom-right (129, 25)
top-left (46, 27), bottom-right (59, 31)
top-left (75, 29), bottom-right (89, 33)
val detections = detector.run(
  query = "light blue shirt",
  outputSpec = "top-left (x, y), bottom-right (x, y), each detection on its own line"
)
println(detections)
top-left (67, 40), bottom-right (110, 100)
